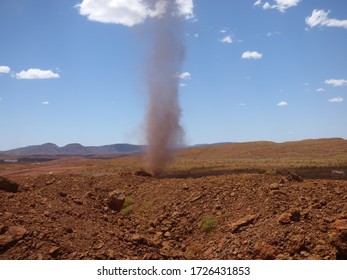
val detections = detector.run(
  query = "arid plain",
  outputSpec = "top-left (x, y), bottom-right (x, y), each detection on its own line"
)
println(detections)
top-left (1, 138), bottom-right (346, 260)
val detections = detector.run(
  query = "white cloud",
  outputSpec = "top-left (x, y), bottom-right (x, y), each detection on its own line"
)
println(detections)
top-left (179, 72), bottom-right (191, 80)
top-left (267, 31), bottom-right (280, 37)
top-left (41, 101), bottom-right (49, 105)
top-left (0, 97), bottom-right (2, 101)
top-left (220, 27), bottom-right (228, 33)
top-left (277, 101), bottom-right (288, 106)
top-left (254, 0), bottom-right (262, 6)
top-left (175, 0), bottom-right (194, 19)
top-left (238, 103), bottom-right (246, 106)
top-left (328, 96), bottom-right (344, 103)
top-left (179, 83), bottom-right (187, 87)
top-left (325, 79), bottom-right (347, 87)
top-left (274, 0), bottom-right (300, 12)
top-left (241, 51), bottom-right (263, 59)
top-left (316, 88), bottom-right (325, 92)
top-left (306, 9), bottom-right (347, 29)
top-left (219, 35), bottom-right (232, 44)
top-left (260, 0), bottom-right (300, 12)
top-left (0, 66), bottom-right (11, 74)
top-left (76, 0), bottom-right (194, 27)
top-left (15, 68), bottom-right (60, 80)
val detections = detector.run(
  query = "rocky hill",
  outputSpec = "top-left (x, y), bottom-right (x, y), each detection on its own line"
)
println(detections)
top-left (1, 143), bottom-right (144, 157)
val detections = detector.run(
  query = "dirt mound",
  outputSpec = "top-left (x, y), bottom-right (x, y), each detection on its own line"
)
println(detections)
top-left (1, 171), bottom-right (346, 260)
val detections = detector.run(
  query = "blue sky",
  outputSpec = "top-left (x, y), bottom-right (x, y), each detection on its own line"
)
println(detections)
top-left (0, 0), bottom-right (346, 150)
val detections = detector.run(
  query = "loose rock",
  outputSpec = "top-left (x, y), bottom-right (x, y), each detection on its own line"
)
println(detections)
top-left (49, 246), bottom-right (60, 258)
top-left (0, 225), bottom-right (27, 250)
top-left (231, 215), bottom-right (257, 233)
top-left (0, 176), bottom-right (20, 193)
top-left (279, 213), bottom-right (292, 224)
top-left (107, 190), bottom-right (125, 211)
top-left (286, 171), bottom-right (304, 182)
top-left (279, 210), bottom-right (301, 224)
top-left (255, 242), bottom-right (276, 260)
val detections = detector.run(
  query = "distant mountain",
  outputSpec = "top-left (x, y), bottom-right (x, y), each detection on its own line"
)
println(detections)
top-left (2, 138), bottom-right (346, 159)
top-left (3, 143), bottom-right (60, 156)
top-left (192, 142), bottom-right (234, 148)
top-left (1, 143), bottom-right (145, 157)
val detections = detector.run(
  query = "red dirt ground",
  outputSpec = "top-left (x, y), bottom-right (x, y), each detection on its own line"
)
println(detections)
top-left (1, 158), bottom-right (346, 260)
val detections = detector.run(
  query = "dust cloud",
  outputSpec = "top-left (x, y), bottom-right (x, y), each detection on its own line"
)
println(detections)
top-left (145, 0), bottom-right (185, 176)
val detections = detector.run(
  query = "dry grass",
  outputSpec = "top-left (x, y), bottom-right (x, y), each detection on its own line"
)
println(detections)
top-left (166, 138), bottom-right (347, 178)
top-left (1, 138), bottom-right (346, 179)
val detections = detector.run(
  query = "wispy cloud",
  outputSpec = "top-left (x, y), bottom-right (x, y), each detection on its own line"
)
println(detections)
top-left (267, 31), bottom-right (280, 37)
top-left (41, 101), bottom-right (49, 105)
top-left (76, 0), bottom-right (194, 27)
top-left (241, 51), bottom-right (262, 59)
top-left (306, 9), bottom-right (347, 29)
top-left (219, 35), bottom-right (232, 44)
top-left (325, 79), bottom-right (347, 87)
top-left (277, 101), bottom-right (288, 106)
top-left (15, 68), bottom-right (60, 80)
top-left (316, 88), bottom-right (325, 92)
top-left (179, 72), bottom-right (191, 80)
top-left (238, 103), bottom-right (246, 106)
top-left (263, 2), bottom-right (271, 10)
top-left (0, 65), bottom-right (11, 74)
top-left (328, 96), bottom-right (344, 103)
top-left (257, 0), bottom-right (300, 12)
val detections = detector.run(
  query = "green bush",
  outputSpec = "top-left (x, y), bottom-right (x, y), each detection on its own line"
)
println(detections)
top-left (201, 216), bottom-right (217, 232)
top-left (121, 205), bottom-right (133, 215)
top-left (121, 197), bottom-right (134, 215)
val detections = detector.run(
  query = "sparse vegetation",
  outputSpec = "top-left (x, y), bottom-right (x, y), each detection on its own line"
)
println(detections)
top-left (265, 169), bottom-right (278, 175)
top-left (121, 205), bottom-right (133, 215)
top-left (123, 197), bottom-right (134, 207)
top-left (142, 199), bottom-right (156, 210)
top-left (201, 215), bottom-right (217, 232)
top-left (121, 196), bottom-right (134, 215)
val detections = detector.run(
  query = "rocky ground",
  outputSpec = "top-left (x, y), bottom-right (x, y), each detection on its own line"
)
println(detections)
top-left (1, 168), bottom-right (347, 260)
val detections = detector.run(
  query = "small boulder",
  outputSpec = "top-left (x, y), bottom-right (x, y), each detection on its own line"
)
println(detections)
top-left (107, 190), bottom-right (125, 211)
top-left (279, 210), bottom-right (301, 224)
top-left (286, 171), bottom-right (303, 182)
top-left (231, 215), bottom-right (257, 233)
top-left (131, 234), bottom-right (147, 244)
top-left (59, 191), bottom-right (67, 197)
top-left (49, 246), bottom-right (60, 258)
top-left (0, 225), bottom-right (27, 250)
top-left (330, 230), bottom-right (347, 260)
top-left (0, 176), bottom-right (20, 193)
top-left (255, 242), bottom-right (276, 260)
top-left (278, 213), bottom-right (292, 224)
